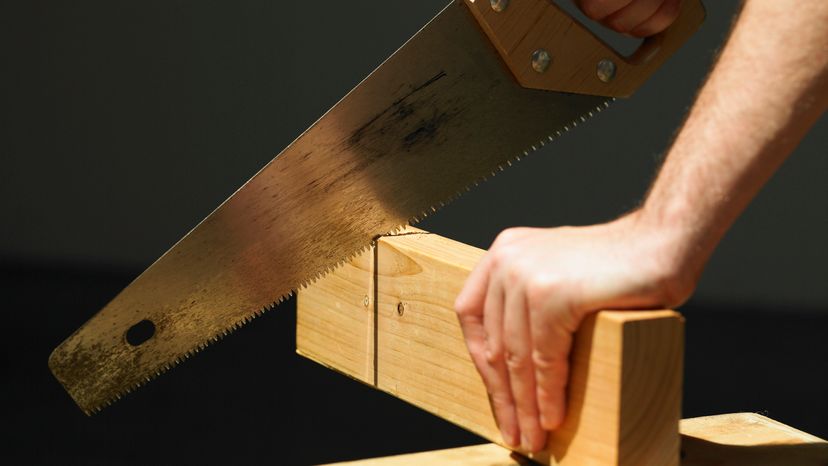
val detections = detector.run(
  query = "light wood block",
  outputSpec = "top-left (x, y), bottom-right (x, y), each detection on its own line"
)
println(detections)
top-left (298, 228), bottom-right (684, 465)
top-left (322, 413), bottom-right (828, 465)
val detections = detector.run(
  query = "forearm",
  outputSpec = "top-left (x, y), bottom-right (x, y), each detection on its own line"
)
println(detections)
top-left (639, 0), bottom-right (828, 289)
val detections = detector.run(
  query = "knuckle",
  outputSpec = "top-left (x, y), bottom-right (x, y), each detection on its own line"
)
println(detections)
top-left (505, 263), bottom-right (524, 284)
top-left (488, 390), bottom-right (513, 409)
top-left (486, 345), bottom-right (505, 364)
top-left (488, 248), bottom-right (505, 268)
top-left (490, 246), bottom-right (516, 270)
top-left (493, 229), bottom-right (516, 247)
top-left (661, 0), bottom-right (681, 21)
top-left (467, 345), bottom-right (483, 362)
top-left (634, 0), bottom-right (680, 36)
top-left (579, 1), bottom-right (605, 20)
top-left (454, 299), bottom-right (472, 317)
top-left (578, 0), bottom-right (620, 21)
top-left (493, 227), bottom-right (529, 247)
top-left (532, 350), bottom-right (568, 373)
top-left (504, 349), bottom-right (531, 372)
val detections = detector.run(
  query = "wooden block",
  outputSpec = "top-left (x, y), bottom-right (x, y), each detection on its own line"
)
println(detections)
top-left (298, 229), bottom-right (684, 465)
top-left (321, 413), bottom-right (828, 465)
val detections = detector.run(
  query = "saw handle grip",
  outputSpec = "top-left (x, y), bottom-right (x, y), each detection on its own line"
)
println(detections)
top-left (464, 0), bottom-right (705, 97)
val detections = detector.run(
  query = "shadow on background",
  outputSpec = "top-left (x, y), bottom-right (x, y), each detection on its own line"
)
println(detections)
top-left (2, 261), bottom-right (826, 465)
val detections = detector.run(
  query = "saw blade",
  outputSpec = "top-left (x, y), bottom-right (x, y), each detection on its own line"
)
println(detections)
top-left (49, 0), bottom-right (610, 414)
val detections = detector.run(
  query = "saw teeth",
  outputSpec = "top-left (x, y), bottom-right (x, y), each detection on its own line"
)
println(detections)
top-left (81, 96), bottom-right (609, 413)
top-left (406, 98), bottom-right (613, 232)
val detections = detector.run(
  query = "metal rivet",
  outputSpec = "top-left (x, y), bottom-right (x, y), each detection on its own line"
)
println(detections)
top-left (597, 58), bottom-right (617, 83)
top-left (397, 302), bottom-right (405, 316)
top-left (363, 295), bottom-right (370, 307)
top-left (531, 49), bottom-right (551, 73)
top-left (490, 0), bottom-right (509, 13)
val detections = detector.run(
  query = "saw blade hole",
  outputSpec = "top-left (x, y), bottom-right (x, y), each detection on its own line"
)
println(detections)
top-left (126, 319), bottom-right (156, 346)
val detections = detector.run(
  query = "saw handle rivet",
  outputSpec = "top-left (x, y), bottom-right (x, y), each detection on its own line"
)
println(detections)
top-left (363, 295), bottom-right (370, 307)
top-left (596, 58), bottom-right (617, 83)
top-left (125, 319), bottom-right (156, 346)
top-left (397, 302), bottom-right (406, 317)
top-left (490, 0), bottom-right (509, 13)
top-left (531, 49), bottom-right (551, 73)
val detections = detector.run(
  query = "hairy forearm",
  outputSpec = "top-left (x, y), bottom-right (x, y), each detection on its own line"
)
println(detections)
top-left (640, 0), bottom-right (828, 288)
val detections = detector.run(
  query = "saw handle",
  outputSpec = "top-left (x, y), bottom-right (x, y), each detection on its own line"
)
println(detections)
top-left (464, 0), bottom-right (705, 97)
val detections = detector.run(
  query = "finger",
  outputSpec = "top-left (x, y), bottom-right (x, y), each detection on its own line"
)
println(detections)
top-left (575, 0), bottom-right (633, 21)
top-left (481, 274), bottom-right (520, 447)
top-left (629, 0), bottom-right (681, 37)
top-left (455, 253), bottom-right (519, 448)
top-left (603, 0), bottom-right (665, 34)
top-left (503, 279), bottom-right (545, 453)
top-left (454, 252), bottom-right (493, 317)
top-left (528, 290), bottom-right (580, 431)
top-left (457, 302), bottom-right (520, 448)
top-left (483, 274), bottom-right (505, 364)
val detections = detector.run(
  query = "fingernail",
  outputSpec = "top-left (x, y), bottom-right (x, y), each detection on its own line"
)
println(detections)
top-left (521, 434), bottom-right (530, 451)
top-left (502, 430), bottom-right (518, 447)
top-left (541, 412), bottom-right (554, 429)
top-left (541, 408), bottom-right (559, 430)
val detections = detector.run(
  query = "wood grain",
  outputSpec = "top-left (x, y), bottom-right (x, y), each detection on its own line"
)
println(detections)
top-left (298, 229), bottom-right (684, 465)
top-left (296, 247), bottom-right (375, 384)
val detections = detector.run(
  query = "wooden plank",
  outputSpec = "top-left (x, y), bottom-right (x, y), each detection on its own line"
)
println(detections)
top-left (321, 414), bottom-right (828, 465)
top-left (681, 412), bottom-right (826, 445)
top-left (324, 443), bottom-right (517, 466)
top-left (680, 413), bottom-right (828, 466)
top-left (298, 229), bottom-right (684, 465)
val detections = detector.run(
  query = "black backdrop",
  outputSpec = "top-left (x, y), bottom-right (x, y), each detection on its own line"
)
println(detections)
top-left (2, 1), bottom-right (826, 464)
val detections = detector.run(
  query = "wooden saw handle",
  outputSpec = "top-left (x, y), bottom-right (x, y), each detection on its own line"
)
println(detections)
top-left (464, 0), bottom-right (705, 97)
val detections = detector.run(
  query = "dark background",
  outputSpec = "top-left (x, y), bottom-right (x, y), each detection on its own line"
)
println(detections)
top-left (2, 1), bottom-right (826, 465)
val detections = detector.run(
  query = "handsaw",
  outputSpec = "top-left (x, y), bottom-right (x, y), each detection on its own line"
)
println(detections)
top-left (50, 0), bottom-right (705, 415)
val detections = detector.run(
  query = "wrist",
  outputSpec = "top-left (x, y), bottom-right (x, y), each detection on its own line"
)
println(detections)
top-left (620, 207), bottom-right (704, 306)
